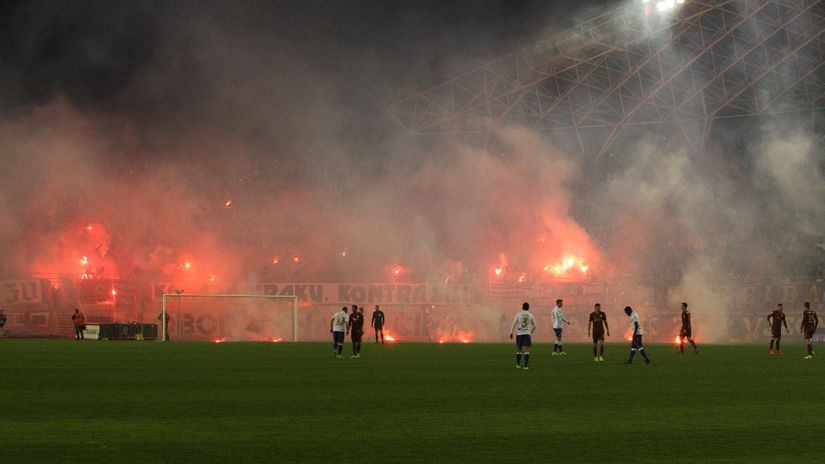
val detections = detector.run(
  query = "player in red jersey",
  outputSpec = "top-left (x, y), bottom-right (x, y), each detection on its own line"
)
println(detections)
top-left (767, 303), bottom-right (788, 355)
top-left (800, 301), bottom-right (818, 360)
top-left (677, 302), bottom-right (699, 354)
top-left (587, 303), bottom-right (610, 362)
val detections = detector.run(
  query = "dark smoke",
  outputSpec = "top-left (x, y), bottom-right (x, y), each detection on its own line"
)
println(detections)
top-left (0, 1), bottom-right (823, 345)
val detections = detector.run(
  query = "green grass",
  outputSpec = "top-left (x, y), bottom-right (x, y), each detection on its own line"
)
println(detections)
top-left (1, 340), bottom-right (822, 463)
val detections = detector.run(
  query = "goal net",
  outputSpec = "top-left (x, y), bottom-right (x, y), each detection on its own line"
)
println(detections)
top-left (160, 293), bottom-right (298, 342)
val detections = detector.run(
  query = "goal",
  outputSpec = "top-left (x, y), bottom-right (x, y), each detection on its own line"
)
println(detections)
top-left (160, 293), bottom-right (298, 342)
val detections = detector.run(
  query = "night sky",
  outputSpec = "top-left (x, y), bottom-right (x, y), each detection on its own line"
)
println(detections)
top-left (0, 0), bottom-right (606, 159)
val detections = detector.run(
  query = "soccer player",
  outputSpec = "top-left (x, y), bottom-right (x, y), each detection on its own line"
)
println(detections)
top-left (371, 305), bottom-right (385, 343)
top-left (623, 306), bottom-right (650, 364)
top-left (348, 305), bottom-right (365, 358)
top-left (800, 301), bottom-right (818, 359)
top-left (767, 303), bottom-right (789, 355)
top-left (677, 302), bottom-right (699, 354)
top-left (510, 302), bottom-right (537, 370)
top-left (551, 299), bottom-right (571, 355)
top-left (587, 303), bottom-right (610, 362)
top-left (330, 306), bottom-right (349, 358)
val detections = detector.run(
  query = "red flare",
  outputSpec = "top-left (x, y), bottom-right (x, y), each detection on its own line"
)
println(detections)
top-left (545, 254), bottom-right (590, 277)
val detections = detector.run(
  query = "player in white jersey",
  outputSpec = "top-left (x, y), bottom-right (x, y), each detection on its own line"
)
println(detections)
top-left (551, 299), bottom-right (571, 355)
top-left (330, 306), bottom-right (349, 358)
top-left (510, 302), bottom-right (537, 370)
top-left (623, 306), bottom-right (650, 364)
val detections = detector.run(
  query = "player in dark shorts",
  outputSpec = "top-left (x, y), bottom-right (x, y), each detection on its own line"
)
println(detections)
top-left (677, 302), bottom-right (699, 355)
top-left (510, 302), bottom-right (537, 370)
top-left (347, 305), bottom-right (365, 358)
top-left (371, 305), bottom-right (385, 343)
top-left (767, 303), bottom-right (789, 355)
top-left (800, 301), bottom-right (818, 360)
top-left (587, 303), bottom-right (610, 362)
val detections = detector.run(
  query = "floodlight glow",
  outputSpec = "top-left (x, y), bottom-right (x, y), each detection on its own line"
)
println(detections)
top-left (641, 0), bottom-right (685, 16)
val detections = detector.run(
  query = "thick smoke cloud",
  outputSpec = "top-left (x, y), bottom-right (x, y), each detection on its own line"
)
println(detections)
top-left (0, 0), bottom-right (602, 287)
top-left (0, 1), bottom-right (823, 343)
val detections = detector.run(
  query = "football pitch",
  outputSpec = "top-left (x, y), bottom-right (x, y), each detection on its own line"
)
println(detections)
top-left (1, 340), bottom-right (822, 463)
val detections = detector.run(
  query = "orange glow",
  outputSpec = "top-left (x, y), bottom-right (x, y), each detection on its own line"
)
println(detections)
top-left (214, 338), bottom-right (226, 343)
top-left (456, 330), bottom-right (475, 343)
top-left (341, 250), bottom-right (347, 257)
top-left (383, 329), bottom-right (398, 342)
top-left (675, 336), bottom-right (682, 344)
top-left (293, 257), bottom-right (301, 264)
top-left (271, 338), bottom-right (283, 343)
top-left (184, 262), bottom-right (192, 270)
top-left (86, 225), bottom-right (93, 231)
top-left (111, 288), bottom-right (117, 296)
top-left (518, 273), bottom-right (526, 283)
top-left (80, 256), bottom-right (88, 265)
top-left (494, 253), bottom-right (508, 278)
top-left (272, 256), bottom-right (280, 264)
top-left (389, 265), bottom-right (405, 277)
top-left (545, 254), bottom-right (589, 277)
top-left (209, 275), bottom-right (216, 282)
top-left (225, 199), bottom-right (232, 207)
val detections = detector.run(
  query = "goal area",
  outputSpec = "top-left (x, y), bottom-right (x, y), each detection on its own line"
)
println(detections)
top-left (160, 293), bottom-right (298, 342)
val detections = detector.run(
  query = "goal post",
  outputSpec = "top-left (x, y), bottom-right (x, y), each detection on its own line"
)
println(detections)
top-left (160, 293), bottom-right (299, 342)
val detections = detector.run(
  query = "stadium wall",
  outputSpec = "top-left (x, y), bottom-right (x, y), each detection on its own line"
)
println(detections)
top-left (1, 278), bottom-right (823, 342)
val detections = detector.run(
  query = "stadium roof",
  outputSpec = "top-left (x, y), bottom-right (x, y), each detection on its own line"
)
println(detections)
top-left (388, 0), bottom-right (825, 156)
